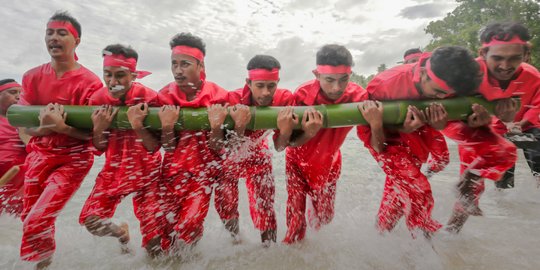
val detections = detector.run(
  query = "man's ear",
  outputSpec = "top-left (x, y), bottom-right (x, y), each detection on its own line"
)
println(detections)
top-left (479, 48), bottom-right (487, 59)
top-left (74, 37), bottom-right (81, 47)
top-left (312, 69), bottom-right (320, 79)
top-left (245, 78), bottom-right (251, 89)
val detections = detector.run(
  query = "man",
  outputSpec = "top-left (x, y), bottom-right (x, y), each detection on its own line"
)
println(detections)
top-left (0, 79), bottom-right (27, 216)
top-left (283, 44), bottom-right (367, 244)
top-left (403, 48), bottom-right (423, 64)
top-left (209, 55), bottom-right (297, 245)
top-left (79, 44), bottom-right (162, 257)
top-left (18, 11), bottom-right (102, 268)
top-left (358, 46), bottom-right (482, 237)
top-left (157, 33), bottom-right (228, 255)
top-left (475, 22), bottom-right (540, 189)
top-left (441, 23), bottom-right (538, 233)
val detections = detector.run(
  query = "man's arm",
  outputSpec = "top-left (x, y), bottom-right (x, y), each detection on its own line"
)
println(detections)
top-left (274, 106), bottom-right (298, 152)
top-left (158, 105), bottom-right (180, 152)
top-left (91, 105), bottom-right (118, 151)
top-left (358, 101), bottom-right (385, 153)
top-left (287, 108), bottom-right (323, 147)
top-left (127, 103), bottom-right (160, 152)
top-left (207, 104), bottom-right (229, 152)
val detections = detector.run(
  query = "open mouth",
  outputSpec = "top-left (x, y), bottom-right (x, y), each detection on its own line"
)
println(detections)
top-left (48, 44), bottom-right (63, 51)
top-left (110, 85), bottom-right (125, 93)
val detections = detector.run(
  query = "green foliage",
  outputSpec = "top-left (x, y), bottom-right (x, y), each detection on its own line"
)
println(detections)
top-left (350, 72), bottom-right (375, 88)
top-left (425, 0), bottom-right (540, 67)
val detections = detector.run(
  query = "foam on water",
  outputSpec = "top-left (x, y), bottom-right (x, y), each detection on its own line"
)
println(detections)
top-left (2, 134), bottom-right (539, 269)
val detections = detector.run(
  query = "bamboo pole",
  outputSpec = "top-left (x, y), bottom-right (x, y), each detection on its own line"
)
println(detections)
top-left (6, 96), bottom-right (510, 130)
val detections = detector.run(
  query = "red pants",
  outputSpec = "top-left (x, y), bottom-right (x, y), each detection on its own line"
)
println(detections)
top-left (374, 146), bottom-right (442, 234)
top-left (79, 176), bottom-right (161, 247)
top-left (0, 164), bottom-right (25, 215)
top-left (424, 129), bottom-right (450, 173)
top-left (283, 157), bottom-right (340, 244)
top-left (214, 157), bottom-right (276, 232)
top-left (160, 174), bottom-right (212, 250)
top-left (20, 150), bottom-right (93, 262)
top-left (444, 123), bottom-right (517, 181)
top-left (444, 122), bottom-right (517, 207)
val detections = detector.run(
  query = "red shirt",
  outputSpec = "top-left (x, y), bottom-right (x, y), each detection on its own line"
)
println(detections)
top-left (158, 81), bottom-right (228, 179)
top-left (19, 63), bottom-right (103, 154)
top-left (0, 116), bottom-right (27, 174)
top-left (88, 83), bottom-right (161, 195)
top-left (357, 62), bottom-right (444, 163)
top-left (476, 59), bottom-right (540, 132)
top-left (226, 85), bottom-right (293, 163)
top-left (286, 80), bottom-right (368, 187)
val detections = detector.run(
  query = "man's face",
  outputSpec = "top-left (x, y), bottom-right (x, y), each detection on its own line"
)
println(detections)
top-left (316, 73), bottom-right (350, 101)
top-left (481, 44), bottom-right (525, 81)
top-left (44, 24), bottom-right (79, 60)
top-left (103, 66), bottom-right (135, 99)
top-left (0, 87), bottom-right (21, 114)
top-left (419, 70), bottom-right (455, 99)
top-left (171, 54), bottom-right (202, 89)
top-left (247, 79), bottom-right (278, 106)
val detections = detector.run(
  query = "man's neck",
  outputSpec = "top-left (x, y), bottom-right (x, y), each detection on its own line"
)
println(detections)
top-left (51, 58), bottom-right (79, 78)
top-left (179, 81), bottom-right (202, 101)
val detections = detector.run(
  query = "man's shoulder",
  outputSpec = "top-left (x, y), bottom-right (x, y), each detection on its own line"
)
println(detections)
top-left (23, 63), bottom-right (50, 79)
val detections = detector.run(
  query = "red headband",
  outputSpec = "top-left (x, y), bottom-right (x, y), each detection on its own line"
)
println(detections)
top-left (0, 82), bottom-right (22, 92)
top-left (103, 54), bottom-right (151, 79)
top-left (47, 20), bottom-right (80, 61)
top-left (248, 68), bottom-right (279, 81)
top-left (481, 35), bottom-right (527, 48)
top-left (171, 45), bottom-right (204, 62)
top-left (404, 52), bottom-right (422, 62)
top-left (316, 65), bottom-right (352, 74)
top-left (425, 59), bottom-right (451, 91)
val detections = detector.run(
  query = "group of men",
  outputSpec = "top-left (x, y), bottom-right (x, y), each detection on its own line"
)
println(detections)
top-left (0, 10), bottom-right (538, 269)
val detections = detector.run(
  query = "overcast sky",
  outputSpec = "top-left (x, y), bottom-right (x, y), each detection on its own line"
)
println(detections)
top-left (0, 0), bottom-right (458, 91)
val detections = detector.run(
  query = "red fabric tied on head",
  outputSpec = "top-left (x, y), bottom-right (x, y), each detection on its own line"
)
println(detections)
top-left (482, 35), bottom-right (527, 48)
top-left (171, 45), bottom-right (204, 62)
top-left (103, 54), bottom-right (151, 79)
top-left (404, 52), bottom-right (422, 62)
top-left (0, 82), bottom-right (22, 92)
top-left (316, 65), bottom-right (352, 74)
top-left (47, 21), bottom-right (80, 61)
top-left (248, 68), bottom-right (279, 81)
top-left (425, 59), bottom-right (451, 91)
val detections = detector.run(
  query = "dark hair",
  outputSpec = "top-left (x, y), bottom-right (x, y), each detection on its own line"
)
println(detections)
top-left (247, 55), bottom-right (281, 70)
top-left (0, 79), bottom-right (17, 86)
top-left (404, 48), bottom-right (422, 58)
top-left (480, 22), bottom-right (530, 53)
top-left (429, 46), bottom-right (482, 96)
top-left (316, 44), bottom-right (353, 66)
top-left (169, 32), bottom-right (206, 58)
top-left (102, 44), bottom-right (138, 60)
top-left (49, 11), bottom-right (81, 37)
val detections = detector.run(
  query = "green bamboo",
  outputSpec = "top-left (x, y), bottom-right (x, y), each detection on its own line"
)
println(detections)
top-left (6, 96), bottom-right (512, 130)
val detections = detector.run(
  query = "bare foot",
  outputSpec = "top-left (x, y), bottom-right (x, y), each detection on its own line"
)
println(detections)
top-left (446, 207), bottom-right (469, 234)
top-left (467, 205), bottom-right (483, 216)
top-left (261, 229), bottom-right (276, 247)
top-left (119, 223), bottom-right (131, 254)
top-left (224, 218), bottom-right (240, 244)
top-left (145, 236), bottom-right (162, 258)
top-left (35, 257), bottom-right (52, 270)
